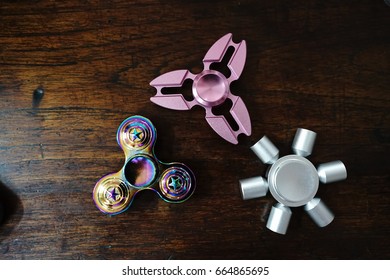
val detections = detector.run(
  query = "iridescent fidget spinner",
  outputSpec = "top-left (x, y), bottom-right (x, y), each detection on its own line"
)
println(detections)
top-left (239, 128), bottom-right (347, 234)
top-left (150, 33), bottom-right (251, 144)
top-left (93, 115), bottom-right (196, 215)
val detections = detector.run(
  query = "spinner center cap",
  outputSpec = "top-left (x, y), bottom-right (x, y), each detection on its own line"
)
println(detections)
top-left (124, 155), bottom-right (158, 188)
top-left (193, 70), bottom-right (228, 107)
top-left (268, 155), bottom-right (319, 207)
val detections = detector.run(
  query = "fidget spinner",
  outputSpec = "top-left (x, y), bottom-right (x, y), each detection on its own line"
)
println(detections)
top-left (150, 33), bottom-right (251, 144)
top-left (239, 128), bottom-right (347, 234)
top-left (93, 115), bottom-right (196, 215)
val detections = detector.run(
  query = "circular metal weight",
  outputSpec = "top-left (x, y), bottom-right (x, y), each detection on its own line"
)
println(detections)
top-left (317, 160), bottom-right (347, 184)
top-left (159, 165), bottom-right (195, 202)
top-left (251, 136), bottom-right (279, 164)
top-left (266, 203), bottom-right (292, 235)
top-left (292, 128), bottom-right (317, 157)
top-left (305, 198), bottom-right (334, 227)
top-left (268, 155), bottom-right (319, 207)
top-left (93, 176), bottom-right (132, 215)
top-left (239, 176), bottom-right (268, 200)
top-left (117, 116), bottom-right (156, 151)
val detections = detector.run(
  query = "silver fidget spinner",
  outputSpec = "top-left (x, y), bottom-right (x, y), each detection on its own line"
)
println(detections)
top-left (93, 115), bottom-right (196, 215)
top-left (239, 128), bottom-right (347, 234)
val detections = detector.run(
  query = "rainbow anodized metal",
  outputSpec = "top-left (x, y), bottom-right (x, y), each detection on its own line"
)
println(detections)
top-left (93, 115), bottom-right (196, 215)
top-left (239, 128), bottom-right (347, 234)
top-left (150, 33), bottom-right (251, 144)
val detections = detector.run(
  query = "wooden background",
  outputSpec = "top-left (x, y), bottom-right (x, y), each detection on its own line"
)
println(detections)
top-left (0, 0), bottom-right (389, 260)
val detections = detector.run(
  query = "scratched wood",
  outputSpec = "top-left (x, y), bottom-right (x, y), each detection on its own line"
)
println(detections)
top-left (0, 0), bottom-right (389, 259)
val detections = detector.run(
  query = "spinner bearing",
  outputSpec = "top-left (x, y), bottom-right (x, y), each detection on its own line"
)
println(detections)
top-left (93, 116), bottom-right (196, 215)
top-left (239, 128), bottom-right (347, 234)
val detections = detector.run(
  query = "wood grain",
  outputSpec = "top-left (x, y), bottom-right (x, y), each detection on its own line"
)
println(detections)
top-left (0, 0), bottom-right (389, 259)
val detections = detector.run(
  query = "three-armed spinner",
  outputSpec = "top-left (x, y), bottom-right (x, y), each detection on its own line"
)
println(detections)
top-left (93, 116), bottom-right (196, 215)
top-left (150, 33), bottom-right (251, 144)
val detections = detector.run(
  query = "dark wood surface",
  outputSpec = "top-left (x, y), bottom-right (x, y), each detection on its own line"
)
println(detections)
top-left (0, 0), bottom-right (389, 260)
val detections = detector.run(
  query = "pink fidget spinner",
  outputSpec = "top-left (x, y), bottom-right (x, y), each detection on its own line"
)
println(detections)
top-left (93, 116), bottom-right (196, 215)
top-left (150, 33), bottom-right (251, 144)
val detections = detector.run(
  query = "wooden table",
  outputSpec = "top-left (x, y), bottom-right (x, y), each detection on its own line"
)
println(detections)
top-left (0, 0), bottom-right (389, 259)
